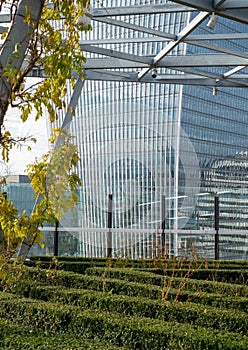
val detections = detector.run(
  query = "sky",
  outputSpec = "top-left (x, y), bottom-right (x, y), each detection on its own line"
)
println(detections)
top-left (4, 107), bottom-right (49, 175)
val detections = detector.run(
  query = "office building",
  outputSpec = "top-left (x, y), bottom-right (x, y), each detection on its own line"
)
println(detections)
top-left (2, 175), bottom-right (35, 214)
top-left (54, 1), bottom-right (248, 259)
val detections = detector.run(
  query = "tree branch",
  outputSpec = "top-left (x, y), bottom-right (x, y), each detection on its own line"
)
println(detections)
top-left (0, 0), bottom-right (45, 136)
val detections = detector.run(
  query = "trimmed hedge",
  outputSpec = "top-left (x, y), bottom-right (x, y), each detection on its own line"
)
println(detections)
top-left (18, 283), bottom-right (248, 334)
top-left (0, 293), bottom-right (247, 350)
top-left (169, 290), bottom-right (248, 312)
top-left (0, 319), bottom-right (125, 350)
top-left (25, 260), bottom-right (107, 274)
top-left (15, 277), bottom-right (248, 313)
top-left (28, 256), bottom-right (248, 270)
top-left (84, 267), bottom-right (248, 297)
top-left (7, 273), bottom-right (248, 313)
top-left (2, 258), bottom-right (248, 349)
top-left (25, 260), bottom-right (248, 284)
top-left (9, 266), bottom-right (246, 302)
top-left (2, 335), bottom-right (124, 350)
top-left (24, 267), bottom-right (161, 299)
top-left (139, 268), bottom-right (248, 284)
top-left (29, 256), bottom-right (108, 263)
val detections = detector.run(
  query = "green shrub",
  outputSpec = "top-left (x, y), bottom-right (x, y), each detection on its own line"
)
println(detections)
top-left (142, 268), bottom-right (248, 284)
top-left (3, 335), bottom-right (124, 350)
top-left (85, 267), bottom-right (248, 297)
top-left (169, 290), bottom-right (248, 312)
top-left (28, 256), bottom-right (108, 263)
top-left (13, 284), bottom-right (248, 335)
top-left (6, 266), bottom-right (247, 300)
top-left (28, 256), bottom-right (248, 269)
top-left (25, 257), bottom-right (248, 286)
top-left (0, 319), bottom-right (125, 350)
top-left (8, 275), bottom-right (248, 313)
top-left (25, 260), bottom-right (107, 274)
top-left (24, 267), bottom-right (161, 299)
top-left (0, 293), bottom-right (247, 349)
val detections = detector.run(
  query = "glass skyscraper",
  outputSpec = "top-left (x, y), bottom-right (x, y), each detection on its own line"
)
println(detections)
top-left (55, 1), bottom-right (248, 259)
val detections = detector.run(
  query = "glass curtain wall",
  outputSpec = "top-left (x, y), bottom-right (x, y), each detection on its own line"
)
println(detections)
top-left (73, 0), bottom-right (189, 257)
top-left (181, 15), bottom-right (248, 233)
top-left (54, 1), bottom-right (248, 258)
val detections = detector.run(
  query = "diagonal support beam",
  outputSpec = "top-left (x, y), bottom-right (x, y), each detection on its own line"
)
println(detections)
top-left (171, 0), bottom-right (248, 24)
top-left (81, 44), bottom-right (152, 65)
top-left (92, 4), bottom-right (193, 17)
top-left (61, 75), bottom-right (85, 131)
top-left (94, 16), bottom-right (176, 41)
top-left (138, 12), bottom-right (210, 80)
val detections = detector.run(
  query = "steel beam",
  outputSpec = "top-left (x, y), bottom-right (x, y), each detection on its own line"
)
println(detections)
top-left (7, 2), bottom-right (248, 88)
top-left (92, 4), bottom-right (193, 17)
top-left (138, 12), bottom-right (210, 80)
top-left (171, 0), bottom-right (248, 24)
top-left (94, 16), bottom-right (176, 41)
top-left (85, 70), bottom-right (248, 87)
top-left (84, 55), bottom-right (248, 69)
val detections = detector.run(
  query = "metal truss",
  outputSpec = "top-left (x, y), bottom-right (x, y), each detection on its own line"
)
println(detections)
top-left (0, 1), bottom-right (247, 87)
top-left (82, 0), bottom-right (248, 88)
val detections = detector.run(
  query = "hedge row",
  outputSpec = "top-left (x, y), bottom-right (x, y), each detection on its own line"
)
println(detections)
top-left (18, 283), bottom-right (248, 334)
top-left (149, 260), bottom-right (248, 271)
top-left (28, 256), bottom-right (248, 269)
top-left (171, 290), bottom-right (248, 312)
top-left (29, 256), bottom-right (108, 263)
top-left (25, 260), bottom-right (248, 284)
top-left (17, 275), bottom-right (248, 313)
top-left (2, 335), bottom-right (124, 350)
top-left (24, 267), bottom-right (161, 299)
top-left (84, 267), bottom-right (248, 297)
top-left (24, 266), bottom-right (248, 301)
top-left (139, 268), bottom-right (248, 284)
top-left (25, 260), bottom-right (107, 274)
top-left (23, 266), bottom-right (248, 299)
top-left (0, 293), bottom-right (247, 350)
top-left (0, 319), bottom-right (125, 350)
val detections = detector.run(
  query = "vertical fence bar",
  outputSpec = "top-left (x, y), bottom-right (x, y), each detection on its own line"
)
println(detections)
top-left (107, 194), bottom-right (113, 258)
top-left (54, 220), bottom-right (59, 256)
top-left (161, 194), bottom-right (166, 256)
top-left (214, 196), bottom-right (219, 260)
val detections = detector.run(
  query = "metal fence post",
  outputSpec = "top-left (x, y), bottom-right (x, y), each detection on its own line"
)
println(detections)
top-left (214, 196), bottom-right (219, 260)
top-left (107, 194), bottom-right (113, 258)
top-left (54, 220), bottom-right (59, 256)
top-left (161, 195), bottom-right (166, 256)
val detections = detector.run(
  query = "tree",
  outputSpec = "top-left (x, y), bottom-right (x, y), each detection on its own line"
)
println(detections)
top-left (0, 129), bottom-right (81, 258)
top-left (0, 0), bottom-right (91, 160)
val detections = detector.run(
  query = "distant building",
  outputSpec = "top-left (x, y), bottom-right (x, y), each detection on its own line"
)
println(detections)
top-left (199, 153), bottom-right (248, 230)
top-left (1, 175), bottom-right (79, 257)
top-left (3, 175), bottom-right (35, 214)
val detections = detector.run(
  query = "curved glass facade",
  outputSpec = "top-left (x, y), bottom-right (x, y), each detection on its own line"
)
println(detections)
top-left (55, 1), bottom-right (248, 258)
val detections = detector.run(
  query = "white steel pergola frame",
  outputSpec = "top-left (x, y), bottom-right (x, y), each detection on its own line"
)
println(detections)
top-left (80, 0), bottom-right (248, 88)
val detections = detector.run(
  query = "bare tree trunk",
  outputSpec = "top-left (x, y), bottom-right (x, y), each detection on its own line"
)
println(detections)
top-left (0, 0), bottom-right (44, 134)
